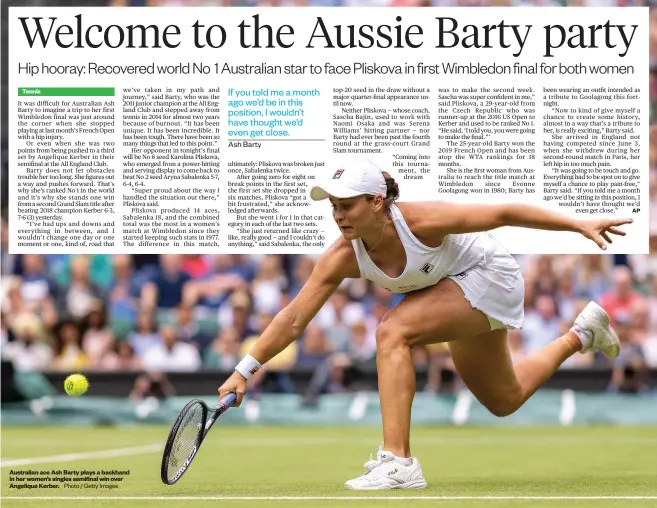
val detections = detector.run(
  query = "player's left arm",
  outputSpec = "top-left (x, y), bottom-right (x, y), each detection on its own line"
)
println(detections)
top-left (422, 202), bottom-right (633, 250)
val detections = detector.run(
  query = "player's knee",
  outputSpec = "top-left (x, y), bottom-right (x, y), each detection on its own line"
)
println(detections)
top-left (375, 320), bottom-right (414, 351)
top-left (486, 402), bottom-right (517, 418)
top-left (483, 389), bottom-right (523, 418)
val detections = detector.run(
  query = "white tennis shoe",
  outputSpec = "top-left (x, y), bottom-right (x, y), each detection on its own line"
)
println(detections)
top-left (344, 445), bottom-right (427, 490)
top-left (572, 301), bottom-right (620, 359)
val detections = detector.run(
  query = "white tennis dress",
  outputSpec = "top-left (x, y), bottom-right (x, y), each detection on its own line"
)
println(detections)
top-left (351, 204), bottom-right (524, 330)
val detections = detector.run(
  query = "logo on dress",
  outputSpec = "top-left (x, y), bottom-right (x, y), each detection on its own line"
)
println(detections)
top-left (420, 262), bottom-right (434, 275)
top-left (333, 169), bottom-right (344, 179)
top-left (454, 271), bottom-right (468, 280)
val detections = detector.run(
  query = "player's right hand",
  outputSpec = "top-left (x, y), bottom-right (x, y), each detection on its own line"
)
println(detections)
top-left (218, 371), bottom-right (247, 407)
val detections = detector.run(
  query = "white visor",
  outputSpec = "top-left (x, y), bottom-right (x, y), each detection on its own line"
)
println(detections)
top-left (310, 159), bottom-right (387, 201)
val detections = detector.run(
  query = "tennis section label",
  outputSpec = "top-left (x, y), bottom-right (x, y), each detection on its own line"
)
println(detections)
top-left (7, 469), bottom-right (130, 490)
top-left (8, 6), bottom-right (649, 254)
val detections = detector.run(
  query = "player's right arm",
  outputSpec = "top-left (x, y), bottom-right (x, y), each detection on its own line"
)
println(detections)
top-left (218, 239), bottom-right (358, 406)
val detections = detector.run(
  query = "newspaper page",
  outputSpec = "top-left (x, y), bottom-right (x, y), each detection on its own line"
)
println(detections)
top-left (8, 6), bottom-right (649, 254)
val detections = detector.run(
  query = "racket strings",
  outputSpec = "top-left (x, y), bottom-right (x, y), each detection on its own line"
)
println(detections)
top-left (167, 404), bottom-right (204, 479)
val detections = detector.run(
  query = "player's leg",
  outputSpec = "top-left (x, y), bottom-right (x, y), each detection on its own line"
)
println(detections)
top-left (448, 303), bottom-right (620, 417)
top-left (374, 279), bottom-right (492, 459)
top-left (448, 327), bottom-right (576, 417)
top-left (376, 280), bottom-right (619, 455)
top-left (345, 278), bottom-right (618, 490)
top-left (345, 279), bottom-right (492, 490)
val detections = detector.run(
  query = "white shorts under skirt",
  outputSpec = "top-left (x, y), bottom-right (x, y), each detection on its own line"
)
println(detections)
top-left (446, 248), bottom-right (525, 331)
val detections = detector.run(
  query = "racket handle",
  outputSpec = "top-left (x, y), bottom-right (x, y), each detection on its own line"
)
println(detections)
top-left (218, 392), bottom-right (237, 412)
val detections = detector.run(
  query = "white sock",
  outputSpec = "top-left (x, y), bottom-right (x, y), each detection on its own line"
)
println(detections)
top-left (570, 325), bottom-right (593, 350)
top-left (394, 455), bottom-right (413, 466)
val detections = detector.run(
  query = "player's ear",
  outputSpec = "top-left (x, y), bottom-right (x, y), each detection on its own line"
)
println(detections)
top-left (371, 194), bottom-right (384, 213)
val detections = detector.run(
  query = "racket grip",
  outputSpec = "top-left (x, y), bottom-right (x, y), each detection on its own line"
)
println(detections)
top-left (218, 392), bottom-right (237, 412)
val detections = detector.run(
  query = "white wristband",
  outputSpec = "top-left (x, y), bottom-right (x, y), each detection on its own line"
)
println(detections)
top-left (235, 354), bottom-right (262, 379)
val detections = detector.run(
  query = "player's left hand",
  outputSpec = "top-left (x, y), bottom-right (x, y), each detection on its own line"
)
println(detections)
top-left (578, 217), bottom-right (633, 250)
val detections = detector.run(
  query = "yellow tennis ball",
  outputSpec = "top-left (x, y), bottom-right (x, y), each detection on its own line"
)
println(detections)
top-left (64, 374), bottom-right (89, 397)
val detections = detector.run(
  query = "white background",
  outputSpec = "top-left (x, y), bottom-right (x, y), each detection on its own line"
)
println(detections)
top-left (9, 6), bottom-right (650, 254)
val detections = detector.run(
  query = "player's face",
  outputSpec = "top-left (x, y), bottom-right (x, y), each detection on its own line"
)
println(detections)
top-left (329, 195), bottom-right (377, 239)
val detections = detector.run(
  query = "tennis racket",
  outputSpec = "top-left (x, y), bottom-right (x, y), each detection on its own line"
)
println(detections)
top-left (161, 392), bottom-right (237, 485)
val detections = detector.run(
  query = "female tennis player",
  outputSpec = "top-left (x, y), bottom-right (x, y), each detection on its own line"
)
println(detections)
top-left (218, 158), bottom-right (631, 490)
